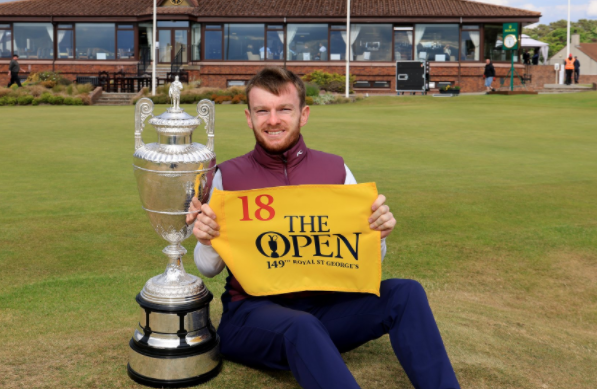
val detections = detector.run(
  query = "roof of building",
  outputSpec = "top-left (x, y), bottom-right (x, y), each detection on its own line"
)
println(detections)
top-left (577, 43), bottom-right (597, 63)
top-left (0, 0), bottom-right (541, 18)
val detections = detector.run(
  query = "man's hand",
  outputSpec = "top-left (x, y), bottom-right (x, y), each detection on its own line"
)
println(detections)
top-left (186, 198), bottom-right (220, 246)
top-left (369, 194), bottom-right (396, 239)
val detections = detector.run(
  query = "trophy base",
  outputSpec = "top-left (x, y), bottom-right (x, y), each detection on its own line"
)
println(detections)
top-left (127, 338), bottom-right (222, 388)
top-left (128, 293), bottom-right (221, 387)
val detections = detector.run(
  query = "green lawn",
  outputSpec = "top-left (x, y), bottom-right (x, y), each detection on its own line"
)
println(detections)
top-left (1, 93), bottom-right (597, 388)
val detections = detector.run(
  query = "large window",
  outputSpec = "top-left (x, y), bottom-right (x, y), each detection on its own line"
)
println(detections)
top-left (414, 24), bottom-right (459, 62)
top-left (224, 24), bottom-right (264, 61)
top-left (330, 25), bottom-right (346, 60)
top-left (0, 24), bottom-right (11, 58)
top-left (204, 25), bottom-right (222, 60)
top-left (117, 25), bottom-right (134, 59)
top-left (76, 23), bottom-right (115, 60)
top-left (57, 24), bottom-right (73, 59)
top-left (394, 27), bottom-right (413, 61)
top-left (287, 24), bottom-right (328, 61)
top-left (138, 23), bottom-right (153, 61)
top-left (13, 23), bottom-right (53, 59)
top-left (484, 24), bottom-right (518, 62)
top-left (266, 25), bottom-right (284, 60)
top-left (191, 24), bottom-right (201, 61)
top-left (461, 25), bottom-right (480, 61)
top-left (351, 24), bottom-right (392, 61)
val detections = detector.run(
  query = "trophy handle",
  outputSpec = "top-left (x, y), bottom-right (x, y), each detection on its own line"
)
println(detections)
top-left (196, 99), bottom-right (215, 152)
top-left (135, 98), bottom-right (154, 150)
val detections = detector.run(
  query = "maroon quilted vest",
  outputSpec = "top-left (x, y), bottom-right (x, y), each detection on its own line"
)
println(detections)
top-left (218, 134), bottom-right (346, 306)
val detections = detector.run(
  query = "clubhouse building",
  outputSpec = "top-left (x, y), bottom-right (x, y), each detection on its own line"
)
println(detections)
top-left (0, 0), bottom-right (541, 92)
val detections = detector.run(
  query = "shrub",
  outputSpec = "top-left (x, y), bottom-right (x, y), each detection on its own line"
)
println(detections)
top-left (312, 93), bottom-right (335, 105)
top-left (17, 95), bottom-right (34, 105)
top-left (180, 94), bottom-right (196, 104)
top-left (73, 97), bottom-right (84, 106)
top-left (214, 95), bottom-right (232, 104)
top-left (231, 94), bottom-right (247, 104)
top-left (41, 80), bottom-right (56, 89)
top-left (305, 82), bottom-right (320, 97)
top-left (150, 95), bottom-right (169, 104)
top-left (32, 98), bottom-right (40, 106)
top-left (0, 88), bottom-right (11, 98)
top-left (66, 84), bottom-right (74, 95)
top-left (39, 92), bottom-right (52, 104)
top-left (28, 85), bottom-right (47, 97)
top-left (63, 97), bottom-right (75, 105)
top-left (332, 96), bottom-right (351, 104)
top-left (3, 96), bottom-right (17, 106)
top-left (76, 83), bottom-right (94, 94)
top-left (75, 94), bottom-right (91, 105)
top-left (49, 95), bottom-right (64, 105)
top-left (302, 70), bottom-right (356, 93)
top-left (305, 96), bottom-right (314, 105)
top-left (228, 86), bottom-right (246, 95)
top-left (57, 77), bottom-right (72, 86)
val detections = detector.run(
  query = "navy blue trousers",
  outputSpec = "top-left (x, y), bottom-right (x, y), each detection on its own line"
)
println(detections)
top-left (218, 279), bottom-right (460, 389)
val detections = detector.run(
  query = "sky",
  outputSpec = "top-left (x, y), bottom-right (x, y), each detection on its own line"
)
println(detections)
top-left (0, 0), bottom-right (595, 26)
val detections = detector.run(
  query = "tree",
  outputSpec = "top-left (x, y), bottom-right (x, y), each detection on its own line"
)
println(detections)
top-left (523, 19), bottom-right (597, 58)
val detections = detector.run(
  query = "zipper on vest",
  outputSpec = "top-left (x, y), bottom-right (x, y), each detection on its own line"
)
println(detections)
top-left (282, 156), bottom-right (290, 185)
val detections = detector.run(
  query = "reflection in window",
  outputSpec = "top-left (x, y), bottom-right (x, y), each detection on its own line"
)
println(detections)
top-left (13, 23), bottom-right (54, 59)
top-left (461, 30), bottom-right (480, 61)
top-left (224, 24), bottom-right (264, 61)
top-left (287, 24), bottom-right (328, 61)
top-left (117, 26), bottom-right (135, 59)
top-left (204, 26), bottom-right (222, 60)
top-left (414, 24), bottom-right (459, 62)
top-left (57, 28), bottom-right (73, 59)
top-left (351, 24), bottom-right (392, 61)
top-left (330, 26), bottom-right (346, 60)
top-left (484, 24), bottom-right (518, 62)
top-left (138, 23), bottom-right (153, 61)
top-left (191, 24), bottom-right (201, 61)
top-left (76, 24), bottom-right (115, 60)
top-left (394, 28), bottom-right (413, 61)
top-left (0, 28), bottom-right (12, 58)
top-left (266, 26), bottom-right (284, 60)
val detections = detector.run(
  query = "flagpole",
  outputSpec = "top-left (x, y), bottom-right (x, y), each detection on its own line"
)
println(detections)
top-left (152, 0), bottom-right (157, 96)
top-left (566, 0), bottom-right (571, 57)
top-left (345, 0), bottom-right (350, 98)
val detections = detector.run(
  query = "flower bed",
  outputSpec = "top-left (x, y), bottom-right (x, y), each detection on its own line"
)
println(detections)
top-left (0, 84), bottom-right (92, 106)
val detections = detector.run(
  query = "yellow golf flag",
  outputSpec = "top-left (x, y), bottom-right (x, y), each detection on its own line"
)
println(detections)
top-left (210, 183), bottom-right (381, 297)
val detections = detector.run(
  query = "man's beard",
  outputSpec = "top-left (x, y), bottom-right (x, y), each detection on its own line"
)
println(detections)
top-left (252, 119), bottom-right (301, 155)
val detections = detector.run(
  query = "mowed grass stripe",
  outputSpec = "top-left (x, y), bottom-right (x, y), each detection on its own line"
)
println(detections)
top-left (1, 93), bottom-right (596, 388)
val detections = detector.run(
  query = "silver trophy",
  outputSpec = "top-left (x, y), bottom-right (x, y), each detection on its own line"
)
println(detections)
top-left (128, 90), bottom-right (221, 387)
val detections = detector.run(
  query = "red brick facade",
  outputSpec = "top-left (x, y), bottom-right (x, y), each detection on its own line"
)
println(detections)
top-left (6, 60), bottom-right (590, 93)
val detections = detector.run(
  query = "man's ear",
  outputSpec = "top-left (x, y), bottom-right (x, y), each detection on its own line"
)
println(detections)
top-left (299, 105), bottom-right (310, 128)
top-left (245, 108), bottom-right (254, 130)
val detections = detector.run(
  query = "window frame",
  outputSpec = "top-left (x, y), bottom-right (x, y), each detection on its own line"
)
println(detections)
top-left (265, 24), bottom-right (284, 61)
top-left (329, 24), bottom-right (346, 62)
top-left (0, 23), bottom-right (12, 59)
top-left (460, 24), bottom-right (482, 62)
top-left (393, 26), bottom-right (414, 62)
top-left (55, 24), bottom-right (74, 60)
top-left (202, 24), bottom-right (224, 61)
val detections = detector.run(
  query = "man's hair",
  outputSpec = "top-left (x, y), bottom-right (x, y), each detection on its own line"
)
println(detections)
top-left (245, 67), bottom-right (306, 109)
top-left (12, 54), bottom-right (18, 58)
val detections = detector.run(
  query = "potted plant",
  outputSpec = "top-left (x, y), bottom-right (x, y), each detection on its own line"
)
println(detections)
top-left (439, 85), bottom-right (460, 95)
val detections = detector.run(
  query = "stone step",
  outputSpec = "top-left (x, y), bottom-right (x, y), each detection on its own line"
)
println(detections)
top-left (543, 84), bottom-right (593, 90)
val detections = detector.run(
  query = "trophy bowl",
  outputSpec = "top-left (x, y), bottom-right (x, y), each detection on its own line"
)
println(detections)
top-left (127, 95), bottom-right (221, 388)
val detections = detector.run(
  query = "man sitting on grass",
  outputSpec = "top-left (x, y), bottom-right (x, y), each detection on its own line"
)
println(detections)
top-left (187, 67), bottom-right (460, 389)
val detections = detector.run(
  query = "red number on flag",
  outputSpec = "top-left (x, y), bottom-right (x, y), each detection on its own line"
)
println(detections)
top-left (238, 194), bottom-right (275, 221)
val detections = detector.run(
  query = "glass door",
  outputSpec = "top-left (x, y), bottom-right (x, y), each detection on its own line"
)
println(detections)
top-left (173, 29), bottom-right (187, 63)
top-left (158, 29), bottom-right (172, 63)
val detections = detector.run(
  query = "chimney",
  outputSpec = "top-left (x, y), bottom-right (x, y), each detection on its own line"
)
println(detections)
top-left (571, 34), bottom-right (580, 46)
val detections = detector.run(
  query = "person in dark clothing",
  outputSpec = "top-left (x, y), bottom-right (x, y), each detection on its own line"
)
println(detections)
top-left (7, 54), bottom-right (22, 88)
top-left (484, 58), bottom-right (496, 93)
top-left (531, 50), bottom-right (539, 65)
top-left (523, 49), bottom-right (531, 65)
top-left (574, 56), bottom-right (581, 84)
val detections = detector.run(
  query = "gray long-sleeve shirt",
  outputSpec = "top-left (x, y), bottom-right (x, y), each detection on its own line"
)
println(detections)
top-left (9, 59), bottom-right (20, 73)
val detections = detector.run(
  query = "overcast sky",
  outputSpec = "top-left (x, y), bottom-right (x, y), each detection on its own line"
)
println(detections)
top-left (0, 0), bottom-right (595, 25)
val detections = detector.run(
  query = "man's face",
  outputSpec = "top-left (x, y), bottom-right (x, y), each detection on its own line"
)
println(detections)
top-left (245, 83), bottom-right (310, 154)
top-left (486, 59), bottom-right (490, 64)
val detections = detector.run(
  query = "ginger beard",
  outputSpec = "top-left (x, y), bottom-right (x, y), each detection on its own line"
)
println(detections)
top-left (245, 84), bottom-right (309, 155)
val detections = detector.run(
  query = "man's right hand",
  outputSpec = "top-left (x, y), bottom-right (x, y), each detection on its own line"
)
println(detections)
top-left (186, 198), bottom-right (220, 246)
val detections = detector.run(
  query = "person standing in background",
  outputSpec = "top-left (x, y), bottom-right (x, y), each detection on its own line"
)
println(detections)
top-left (7, 54), bottom-right (22, 88)
top-left (564, 54), bottom-right (575, 85)
top-left (523, 49), bottom-right (531, 65)
top-left (484, 58), bottom-right (496, 93)
top-left (573, 56), bottom-right (581, 84)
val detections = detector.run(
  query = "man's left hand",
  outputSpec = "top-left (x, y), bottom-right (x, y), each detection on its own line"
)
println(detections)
top-left (369, 194), bottom-right (396, 239)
